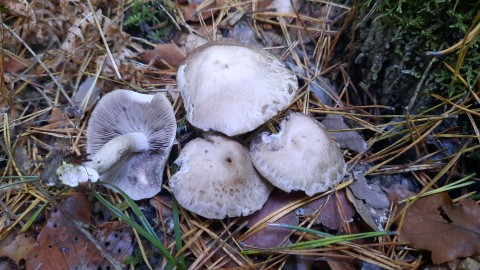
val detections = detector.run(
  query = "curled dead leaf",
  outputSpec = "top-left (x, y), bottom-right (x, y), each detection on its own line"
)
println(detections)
top-left (25, 193), bottom-right (132, 269)
top-left (397, 193), bottom-right (480, 264)
top-left (139, 43), bottom-right (186, 69)
top-left (241, 189), bottom-right (300, 248)
top-left (299, 189), bottom-right (356, 230)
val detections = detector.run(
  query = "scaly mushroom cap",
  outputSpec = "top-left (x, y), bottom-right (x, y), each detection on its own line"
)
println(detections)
top-left (177, 42), bottom-right (298, 136)
top-left (250, 112), bottom-right (346, 196)
top-left (87, 89), bottom-right (176, 200)
top-left (169, 135), bottom-right (272, 219)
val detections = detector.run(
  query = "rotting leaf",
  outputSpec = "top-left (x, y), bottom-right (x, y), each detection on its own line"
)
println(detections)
top-left (180, 0), bottom-right (217, 22)
top-left (299, 189), bottom-right (356, 230)
top-left (0, 231), bottom-right (36, 266)
top-left (346, 188), bottom-right (388, 231)
top-left (320, 114), bottom-right (367, 153)
top-left (397, 193), bottom-right (480, 264)
top-left (25, 193), bottom-right (131, 269)
top-left (349, 172), bottom-right (390, 209)
top-left (92, 221), bottom-right (133, 268)
top-left (139, 43), bottom-right (186, 69)
top-left (3, 56), bottom-right (33, 73)
top-left (242, 189), bottom-right (300, 248)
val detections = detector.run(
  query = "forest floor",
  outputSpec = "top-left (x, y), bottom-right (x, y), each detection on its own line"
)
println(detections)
top-left (0, 0), bottom-right (479, 269)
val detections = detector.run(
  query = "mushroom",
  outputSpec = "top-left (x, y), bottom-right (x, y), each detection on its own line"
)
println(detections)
top-left (57, 89), bottom-right (177, 200)
top-left (249, 112), bottom-right (346, 196)
top-left (177, 41), bottom-right (298, 136)
top-left (169, 135), bottom-right (272, 219)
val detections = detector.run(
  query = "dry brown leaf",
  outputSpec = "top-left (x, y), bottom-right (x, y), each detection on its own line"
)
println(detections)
top-left (139, 43), bottom-right (186, 69)
top-left (25, 193), bottom-right (131, 269)
top-left (0, 232), bottom-right (36, 266)
top-left (0, 0), bottom-right (36, 25)
top-left (398, 193), bottom-right (480, 264)
top-left (3, 56), bottom-right (33, 73)
top-left (242, 189), bottom-right (300, 248)
top-left (300, 189), bottom-right (356, 230)
top-left (180, 1), bottom-right (217, 22)
top-left (92, 221), bottom-right (134, 267)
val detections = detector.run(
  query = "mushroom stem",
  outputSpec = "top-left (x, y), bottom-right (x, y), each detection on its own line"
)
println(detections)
top-left (85, 132), bottom-right (149, 173)
top-left (56, 132), bottom-right (148, 186)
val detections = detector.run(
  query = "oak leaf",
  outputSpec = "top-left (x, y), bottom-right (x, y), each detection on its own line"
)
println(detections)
top-left (398, 193), bottom-right (480, 264)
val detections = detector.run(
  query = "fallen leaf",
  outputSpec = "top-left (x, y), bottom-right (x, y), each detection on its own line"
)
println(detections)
top-left (180, 1), bottom-right (217, 22)
top-left (73, 76), bottom-right (101, 112)
top-left (321, 114), bottom-right (367, 153)
top-left (386, 184), bottom-right (416, 204)
top-left (349, 172), bottom-right (390, 209)
top-left (242, 189), bottom-right (300, 248)
top-left (0, 0), bottom-right (36, 25)
top-left (92, 221), bottom-right (134, 268)
top-left (346, 188), bottom-right (388, 231)
top-left (3, 56), bottom-right (33, 73)
top-left (0, 232), bottom-right (36, 265)
top-left (139, 43), bottom-right (186, 69)
top-left (299, 189), bottom-right (356, 230)
top-left (398, 193), bottom-right (480, 264)
top-left (25, 193), bottom-right (132, 269)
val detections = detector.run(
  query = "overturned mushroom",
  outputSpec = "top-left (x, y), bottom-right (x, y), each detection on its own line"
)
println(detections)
top-left (169, 135), bottom-right (272, 219)
top-left (177, 41), bottom-right (298, 136)
top-left (57, 89), bottom-right (176, 200)
top-left (250, 112), bottom-right (346, 196)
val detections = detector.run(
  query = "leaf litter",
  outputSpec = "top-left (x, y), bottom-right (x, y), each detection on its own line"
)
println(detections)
top-left (396, 193), bottom-right (480, 265)
top-left (0, 0), bottom-right (479, 268)
top-left (25, 192), bottom-right (133, 269)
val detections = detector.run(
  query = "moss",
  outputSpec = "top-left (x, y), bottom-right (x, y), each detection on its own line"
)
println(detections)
top-left (123, 0), bottom-right (176, 42)
top-left (365, 0), bottom-right (479, 98)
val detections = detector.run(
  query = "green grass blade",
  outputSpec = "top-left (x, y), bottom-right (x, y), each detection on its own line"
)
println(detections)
top-left (98, 181), bottom-right (160, 242)
top-left (92, 190), bottom-right (177, 268)
top-left (172, 197), bottom-right (186, 269)
top-left (0, 178), bottom-right (39, 190)
top-left (20, 201), bottom-right (48, 233)
top-left (242, 223), bottom-right (395, 255)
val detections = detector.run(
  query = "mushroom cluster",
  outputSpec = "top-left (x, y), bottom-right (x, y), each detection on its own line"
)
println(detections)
top-left (57, 89), bottom-right (177, 200)
top-left (170, 41), bottom-right (347, 219)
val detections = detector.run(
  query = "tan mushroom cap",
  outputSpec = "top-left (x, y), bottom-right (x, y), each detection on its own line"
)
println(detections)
top-left (250, 112), bottom-right (346, 196)
top-left (169, 135), bottom-right (272, 219)
top-left (177, 41), bottom-right (298, 136)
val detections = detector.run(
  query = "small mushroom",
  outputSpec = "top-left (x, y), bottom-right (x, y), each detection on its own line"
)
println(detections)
top-left (169, 135), bottom-right (272, 219)
top-left (57, 89), bottom-right (177, 200)
top-left (250, 112), bottom-right (346, 196)
top-left (177, 41), bottom-right (298, 136)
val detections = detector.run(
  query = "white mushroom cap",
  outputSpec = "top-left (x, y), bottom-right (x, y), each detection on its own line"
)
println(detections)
top-left (177, 42), bottom-right (298, 136)
top-left (85, 89), bottom-right (177, 200)
top-left (169, 135), bottom-right (272, 219)
top-left (250, 112), bottom-right (346, 196)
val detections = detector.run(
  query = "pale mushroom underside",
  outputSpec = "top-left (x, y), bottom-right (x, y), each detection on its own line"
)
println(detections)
top-left (87, 90), bottom-right (176, 200)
